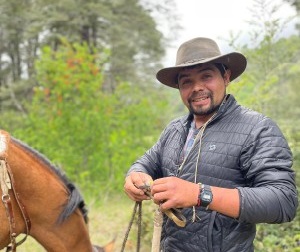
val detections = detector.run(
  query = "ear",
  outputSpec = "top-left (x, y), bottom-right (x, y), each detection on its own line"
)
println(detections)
top-left (224, 69), bottom-right (231, 86)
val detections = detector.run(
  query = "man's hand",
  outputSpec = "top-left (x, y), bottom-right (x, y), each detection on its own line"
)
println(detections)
top-left (124, 172), bottom-right (153, 202)
top-left (151, 177), bottom-right (199, 210)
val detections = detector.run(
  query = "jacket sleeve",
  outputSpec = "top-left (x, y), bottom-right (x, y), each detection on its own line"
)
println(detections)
top-left (237, 117), bottom-right (298, 224)
top-left (126, 126), bottom-right (171, 179)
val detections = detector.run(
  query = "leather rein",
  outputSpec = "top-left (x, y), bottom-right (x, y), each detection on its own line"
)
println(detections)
top-left (0, 159), bottom-right (31, 252)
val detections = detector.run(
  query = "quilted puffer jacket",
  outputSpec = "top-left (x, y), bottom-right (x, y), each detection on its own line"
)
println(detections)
top-left (128, 94), bottom-right (298, 252)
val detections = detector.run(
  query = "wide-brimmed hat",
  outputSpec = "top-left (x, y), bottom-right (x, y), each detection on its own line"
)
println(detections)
top-left (156, 37), bottom-right (247, 88)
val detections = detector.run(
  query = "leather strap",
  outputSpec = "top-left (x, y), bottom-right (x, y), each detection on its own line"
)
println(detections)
top-left (164, 208), bottom-right (186, 227)
top-left (139, 184), bottom-right (187, 227)
top-left (1, 159), bottom-right (31, 252)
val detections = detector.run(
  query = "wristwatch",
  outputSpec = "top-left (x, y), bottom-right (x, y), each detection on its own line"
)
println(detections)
top-left (198, 183), bottom-right (213, 208)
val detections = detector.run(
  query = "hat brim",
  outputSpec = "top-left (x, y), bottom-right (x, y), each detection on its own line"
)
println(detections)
top-left (156, 52), bottom-right (247, 88)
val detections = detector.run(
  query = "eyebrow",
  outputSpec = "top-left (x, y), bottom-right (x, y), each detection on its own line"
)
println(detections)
top-left (178, 67), bottom-right (214, 82)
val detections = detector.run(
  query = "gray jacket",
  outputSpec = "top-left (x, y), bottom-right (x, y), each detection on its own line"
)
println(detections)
top-left (128, 95), bottom-right (298, 252)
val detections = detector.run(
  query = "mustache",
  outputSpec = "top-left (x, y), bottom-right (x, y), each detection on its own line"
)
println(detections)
top-left (188, 91), bottom-right (212, 103)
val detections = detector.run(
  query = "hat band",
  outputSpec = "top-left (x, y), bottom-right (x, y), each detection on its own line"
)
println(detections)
top-left (179, 58), bottom-right (206, 65)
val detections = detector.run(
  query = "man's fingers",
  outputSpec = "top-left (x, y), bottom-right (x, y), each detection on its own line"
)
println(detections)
top-left (124, 172), bottom-right (153, 202)
top-left (127, 172), bottom-right (152, 188)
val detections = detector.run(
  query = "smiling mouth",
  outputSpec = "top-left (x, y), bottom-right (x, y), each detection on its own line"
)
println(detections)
top-left (192, 96), bottom-right (209, 102)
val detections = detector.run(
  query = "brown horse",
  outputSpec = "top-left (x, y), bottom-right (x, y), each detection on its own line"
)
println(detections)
top-left (0, 130), bottom-right (114, 252)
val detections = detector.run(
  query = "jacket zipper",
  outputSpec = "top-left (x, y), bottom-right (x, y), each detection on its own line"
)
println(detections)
top-left (177, 113), bottom-right (217, 177)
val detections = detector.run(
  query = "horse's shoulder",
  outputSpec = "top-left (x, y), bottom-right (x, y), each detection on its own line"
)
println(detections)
top-left (0, 130), bottom-right (11, 159)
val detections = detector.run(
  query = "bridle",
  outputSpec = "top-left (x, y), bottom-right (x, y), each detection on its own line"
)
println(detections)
top-left (121, 184), bottom-right (187, 252)
top-left (0, 159), bottom-right (31, 252)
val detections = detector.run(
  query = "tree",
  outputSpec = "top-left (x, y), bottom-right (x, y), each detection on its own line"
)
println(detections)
top-left (0, 0), bottom-right (44, 113)
top-left (13, 41), bottom-right (171, 195)
top-left (227, 1), bottom-right (300, 249)
top-left (283, 0), bottom-right (300, 34)
top-left (0, 0), bottom-right (178, 115)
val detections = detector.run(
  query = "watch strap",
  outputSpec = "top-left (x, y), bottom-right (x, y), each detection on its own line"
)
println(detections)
top-left (197, 183), bottom-right (213, 209)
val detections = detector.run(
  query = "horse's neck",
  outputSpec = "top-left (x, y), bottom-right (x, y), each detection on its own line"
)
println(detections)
top-left (0, 134), bottom-right (94, 252)
top-left (31, 209), bottom-right (94, 252)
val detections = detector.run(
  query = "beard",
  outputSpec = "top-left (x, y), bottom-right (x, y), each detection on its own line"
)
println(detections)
top-left (187, 92), bottom-right (222, 116)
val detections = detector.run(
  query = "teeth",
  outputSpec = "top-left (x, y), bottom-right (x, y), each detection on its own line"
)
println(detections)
top-left (194, 97), bottom-right (207, 102)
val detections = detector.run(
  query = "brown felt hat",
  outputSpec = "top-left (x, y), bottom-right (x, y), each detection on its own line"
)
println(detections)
top-left (156, 37), bottom-right (247, 88)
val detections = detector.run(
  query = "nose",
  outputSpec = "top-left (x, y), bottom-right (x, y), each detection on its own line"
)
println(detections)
top-left (192, 80), bottom-right (205, 92)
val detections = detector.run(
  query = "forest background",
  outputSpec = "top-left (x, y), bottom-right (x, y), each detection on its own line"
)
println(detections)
top-left (0, 0), bottom-right (299, 251)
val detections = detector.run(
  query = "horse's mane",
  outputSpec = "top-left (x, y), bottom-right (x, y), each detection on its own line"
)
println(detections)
top-left (11, 137), bottom-right (88, 224)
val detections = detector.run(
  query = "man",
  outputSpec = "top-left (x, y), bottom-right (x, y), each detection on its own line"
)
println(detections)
top-left (123, 37), bottom-right (298, 251)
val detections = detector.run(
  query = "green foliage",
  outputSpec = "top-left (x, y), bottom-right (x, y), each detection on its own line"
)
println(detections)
top-left (229, 35), bottom-right (300, 252)
top-left (13, 41), bottom-right (170, 196)
top-left (0, 0), bottom-right (178, 111)
top-left (255, 223), bottom-right (300, 251)
top-left (0, 1), bottom-right (298, 250)
top-left (226, 5), bottom-right (300, 247)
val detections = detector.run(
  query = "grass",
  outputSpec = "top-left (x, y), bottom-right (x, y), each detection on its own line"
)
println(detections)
top-left (10, 194), bottom-right (156, 252)
top-left (4, 193), bottom-right (300, 251)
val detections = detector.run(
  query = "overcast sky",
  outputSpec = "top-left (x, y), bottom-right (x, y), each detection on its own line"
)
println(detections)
top-left (164, 0), bottom-right (297, 65)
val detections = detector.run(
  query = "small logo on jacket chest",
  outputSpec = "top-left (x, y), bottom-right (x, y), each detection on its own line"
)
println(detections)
top-left (208, 144), bottom-right (216, 151)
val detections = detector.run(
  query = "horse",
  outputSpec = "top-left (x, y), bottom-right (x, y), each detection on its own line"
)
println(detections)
top-left (0, 130), bottom-right (114, 252)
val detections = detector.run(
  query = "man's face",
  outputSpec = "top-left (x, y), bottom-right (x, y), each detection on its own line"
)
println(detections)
top-left (178, 63), bottom-right (231, 122)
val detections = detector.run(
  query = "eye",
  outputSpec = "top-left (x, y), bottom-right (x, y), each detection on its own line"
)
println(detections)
top-left (179, 79), bottom-right (192, 88)
top-left (201, 73), bottom-right (213, 80)
top-left (197, 71), bottom-right (215, 83)
top-left (182, 80), bottom-right (191, 85)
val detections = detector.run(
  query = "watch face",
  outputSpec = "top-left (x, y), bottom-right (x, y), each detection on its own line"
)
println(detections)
top-left (200, 185), bottom-right (213, 207)
top-left (203, 193), bottom-right (212, 201)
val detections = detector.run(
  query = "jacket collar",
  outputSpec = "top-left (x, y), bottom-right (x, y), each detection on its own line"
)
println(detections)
top-left (179, 94), bottom-right (238, 128)
top-left (214, 94), bottom-right (238, 120)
